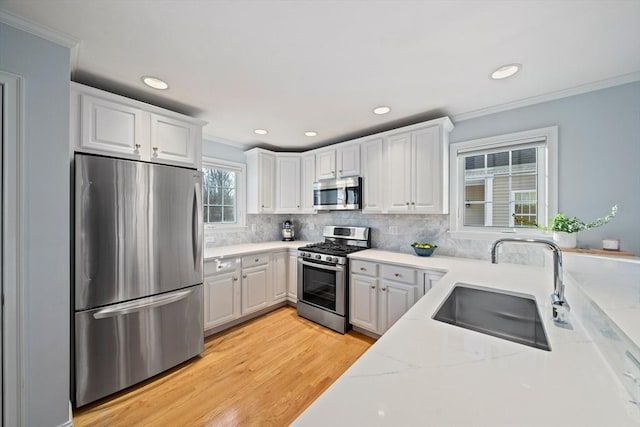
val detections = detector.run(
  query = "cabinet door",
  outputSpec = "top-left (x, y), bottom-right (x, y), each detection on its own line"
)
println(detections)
top-left (150, 113), bottom-right (199, 167)
top-left (349, 274), bottom-right (378, 333)
top-left (272, 251), bottom-right (288, 302)
top-left (300, 154), bottom-right (316, 213)
top-left (80, 94), bottom-right (145, 159)
top-left (288, 253), bottom-right (298, 301)
top-left (424, 271), bottom-right (445, 293)
top-left (413, 126), bottom-right (443, 213)
top-left (259, 153), bottom-right (276, 213)
top-left (380, 280), bottom-right (416, 334)
top-left (241, 264), bottom-right (270, 315)
top-left (276, 156), bottom-right (301, 212)
top-left (361, 138), bottom-right (384, 213)
top-left (316, 149), bottom-right (336, 181)
top-left (204, 272), bottom-right (240, 329)
top-left (384, 133), bottom-right (413, 212)
top-left (337, 144), bottom-right (360, 178)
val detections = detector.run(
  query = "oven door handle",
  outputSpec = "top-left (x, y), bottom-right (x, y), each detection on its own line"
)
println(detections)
top-left (299, 259), bottom-right (345, 272)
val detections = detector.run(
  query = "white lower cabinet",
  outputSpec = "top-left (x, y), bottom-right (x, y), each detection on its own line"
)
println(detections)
top-left (205, 249), bottom-right (299, 333)
top-left (204, 258), bottom-right (241, 330)
top-left (272, 250), bottom-right (288, 302)
top-left (288, 250), bottom-right (298, 302)
top-left (241, 256), bottom-right (271, 315)
top-left (350, 259), bottom-right (440, 336)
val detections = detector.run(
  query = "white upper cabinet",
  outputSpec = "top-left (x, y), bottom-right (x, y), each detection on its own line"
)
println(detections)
top-left (337, 144), bottom-right (360, 177)
top-left (150, 113), bottom-right (199, 166)
top-left (275, 155), bottom-right (302, 213)
top-left (246, 149), bottom-right (276, 214)
top-left (300, 154), bottom-right (316, 213)
top-left (79, 94), bottom-right (146, 159)
top-left (71, 82), bottom-right (205, 168)
top-left (315, 144), bottom-right (361, 181)
top-left (383, 118), bottom-right (453, 214)
top-left (315, 148), bottom-right (336, 181)
top-left (361, 138), bottom-right (384, 213)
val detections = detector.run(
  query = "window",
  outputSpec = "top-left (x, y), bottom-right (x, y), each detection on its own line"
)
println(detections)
top-left (450, 127), bottom-right (557, 236)
top-left (202, 158), bottom-right (246, 229)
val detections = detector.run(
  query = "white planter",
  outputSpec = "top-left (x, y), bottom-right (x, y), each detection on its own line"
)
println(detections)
top-left (553, 231), bottom-right (577, 249)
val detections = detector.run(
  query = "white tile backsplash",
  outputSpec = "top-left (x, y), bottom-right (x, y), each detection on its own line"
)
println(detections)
top-left (206, 212), bottom-right (549, 266)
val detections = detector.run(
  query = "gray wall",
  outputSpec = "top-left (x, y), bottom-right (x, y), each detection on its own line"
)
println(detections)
top-left (451, 81), bottom-right (640, 254)
top-left (203, 138), bottom-right (246, 163)
top-left (0, 23), bottom-right (71, 426)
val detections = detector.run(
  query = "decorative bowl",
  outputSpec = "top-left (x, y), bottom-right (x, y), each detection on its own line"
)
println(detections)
top-left (411, 243), bottom-right (437, 257)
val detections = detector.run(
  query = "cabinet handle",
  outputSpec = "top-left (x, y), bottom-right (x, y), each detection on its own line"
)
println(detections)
top-left (406, 202), bottom-right (410, 206)
top-left (381, 287), bottom-right (387, 291)
top-left (135, 144), bottom-right (141, 149)
top-left (261, 204), bottom-right (265, 208)
top-left (394, 273), bottom-right (401, 277)
top-left (370, 285), bottom-right (376, 289)
top-left (255, 258), bottom-right (259, 262)
top-left (233, 276), bottom-right (238, 281)
top-left (153, 146), bottom-right (158, 152)
top-left (339, 169), bottom-right (343, 173)
top-left (411, 202), bottom-right (415, 205)
top-left (360, 267), bottom-right (366, 271)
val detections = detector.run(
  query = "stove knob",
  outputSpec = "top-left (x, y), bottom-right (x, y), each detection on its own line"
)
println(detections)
top-left (302, 252), bottom-right (308, 257)
top-left (326, 257), bottom-right (333, 262)
top-left (315, 255), bottom-right (322, 260)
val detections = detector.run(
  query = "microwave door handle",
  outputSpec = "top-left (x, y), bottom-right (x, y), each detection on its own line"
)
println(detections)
top-left (343, 186), bottom-right (347, 207)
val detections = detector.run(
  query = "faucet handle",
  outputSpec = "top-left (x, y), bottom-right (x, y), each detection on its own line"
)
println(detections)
top-left (551, 293), bottom-right (571, 323)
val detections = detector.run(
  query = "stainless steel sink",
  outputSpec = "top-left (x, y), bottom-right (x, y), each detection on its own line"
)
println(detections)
top-left (433, 284), bottom-right (551, 351)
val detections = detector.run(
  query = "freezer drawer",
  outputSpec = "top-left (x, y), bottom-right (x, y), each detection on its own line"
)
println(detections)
top-left (74, 284), bottom-right (204, 407)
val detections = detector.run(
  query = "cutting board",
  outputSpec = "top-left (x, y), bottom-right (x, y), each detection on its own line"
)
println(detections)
top-left (562, 248), bottom-right (636, 257)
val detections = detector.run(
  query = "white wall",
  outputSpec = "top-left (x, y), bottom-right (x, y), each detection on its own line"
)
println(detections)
top-left (0, 23), bottom-right (70, 426)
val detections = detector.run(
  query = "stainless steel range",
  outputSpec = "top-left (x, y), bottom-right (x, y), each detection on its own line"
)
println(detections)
top-left (297, 226), bottom-right (371, 333)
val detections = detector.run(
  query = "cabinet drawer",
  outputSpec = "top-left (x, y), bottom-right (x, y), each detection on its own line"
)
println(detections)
top-left (242, 253), bottom-right (270, 268)
top-left (205, 258), bottom-right (240, 276)
top-left (351, 260), bottom-right (378, 277)
top-left (380, 264), bottom-right (417, 285)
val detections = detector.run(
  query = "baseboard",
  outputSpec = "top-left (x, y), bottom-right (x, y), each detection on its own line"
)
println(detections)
top-left (351, 325), bottom-right (380, 340)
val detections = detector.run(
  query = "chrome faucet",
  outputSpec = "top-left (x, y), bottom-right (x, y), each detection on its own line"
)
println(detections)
top-left (491, 238), bottom-right (570, 323)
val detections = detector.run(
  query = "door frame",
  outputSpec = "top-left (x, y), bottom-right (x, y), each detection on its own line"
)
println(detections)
top-left (1, 70), bottom-right (24, 427)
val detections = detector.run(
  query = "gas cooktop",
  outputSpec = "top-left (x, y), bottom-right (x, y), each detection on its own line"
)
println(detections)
top-left (299, 241), bottom-right (366, 256)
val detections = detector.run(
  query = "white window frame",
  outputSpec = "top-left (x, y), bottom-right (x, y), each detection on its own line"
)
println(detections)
top-left (449, 126), bottom-right (558, 239)
top-left (202, 157), bottom-right (247, 231)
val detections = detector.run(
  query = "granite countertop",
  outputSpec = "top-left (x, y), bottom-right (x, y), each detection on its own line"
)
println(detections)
top-left (203, 241), bottom-right (310, 260)
top-left (293, 250), bottom-right (640, 426)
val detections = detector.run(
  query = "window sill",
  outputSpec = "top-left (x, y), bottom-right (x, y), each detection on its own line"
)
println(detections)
top-left (447, 229), bottom-right (553, 241)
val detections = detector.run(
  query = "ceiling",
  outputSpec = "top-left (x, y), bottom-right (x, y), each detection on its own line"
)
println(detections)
top-left (2, 0), bottom-right (640, 151)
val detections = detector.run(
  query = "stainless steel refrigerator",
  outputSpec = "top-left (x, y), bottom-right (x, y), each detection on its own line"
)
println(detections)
top-left (73, 153), bottom-right (204, 407)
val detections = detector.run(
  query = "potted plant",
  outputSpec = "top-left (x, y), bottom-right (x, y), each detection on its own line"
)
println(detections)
top-left (540, 205), bottom-right (618, 248)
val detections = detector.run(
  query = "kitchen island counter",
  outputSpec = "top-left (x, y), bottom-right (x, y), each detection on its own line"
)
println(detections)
top-left (293, 250), bottom-right (640, 426)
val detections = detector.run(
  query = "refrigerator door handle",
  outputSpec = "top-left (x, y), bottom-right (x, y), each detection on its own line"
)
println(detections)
top-left (193, 180), bottom-right (203, 268)
top-left (92, 289), bottom-right (192, 319)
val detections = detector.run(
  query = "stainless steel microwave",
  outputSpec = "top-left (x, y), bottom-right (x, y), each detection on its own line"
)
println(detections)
top-left (313, 177), bottom-right (362, 211)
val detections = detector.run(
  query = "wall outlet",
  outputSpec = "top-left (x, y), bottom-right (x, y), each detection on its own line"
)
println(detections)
top-left (388, 225), bottom-right (398, 235)
top-left (251, 223), bottom-right (257, 232)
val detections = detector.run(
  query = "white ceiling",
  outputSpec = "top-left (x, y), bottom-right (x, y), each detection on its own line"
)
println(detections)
top-left (2, 0), bottom-right (640, 150)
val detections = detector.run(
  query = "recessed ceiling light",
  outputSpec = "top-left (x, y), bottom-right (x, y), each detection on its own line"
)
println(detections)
top-left (141, 76), bottom-right (169, 90)
top-left (254, 129), bottom-right (268, 135)
top-left (373, 106), bottom-right (391, 115)
top-left (490, 64), bottom-right (522, 80)
top-left (304, 131), bottom-right (318, 137)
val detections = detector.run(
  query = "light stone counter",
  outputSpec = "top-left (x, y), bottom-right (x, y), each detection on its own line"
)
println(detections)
top-left (293, 250), bottom-right (640, 426)
top-left (204, 241), bottom-right (310, 260)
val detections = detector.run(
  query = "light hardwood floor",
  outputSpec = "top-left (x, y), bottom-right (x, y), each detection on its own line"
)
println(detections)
top-left (74, 306), bottom-right (375, 426)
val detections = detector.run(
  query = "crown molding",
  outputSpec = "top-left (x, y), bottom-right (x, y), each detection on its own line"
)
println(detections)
top-left (0, 9), bottom-right (81, 74)
top-left (453, 71), bottom-right (640, 123)
top-left (202, 133), bottom-right (253, 150)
